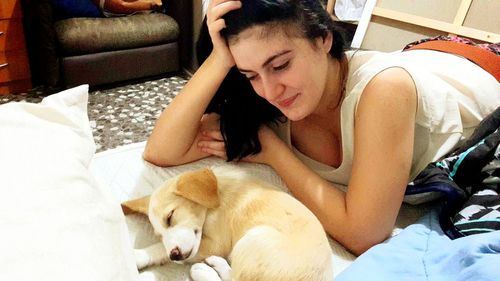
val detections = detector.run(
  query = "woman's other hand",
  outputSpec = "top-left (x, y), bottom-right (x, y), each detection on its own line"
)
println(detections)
top-left (206, 0), bottom-right (241, 69)
top-left (197, 113), bottom-right (227, 159)
top-left (243, 125), bottom-right (287, 165)
top-left (197, 119), bottom-right (287, 163)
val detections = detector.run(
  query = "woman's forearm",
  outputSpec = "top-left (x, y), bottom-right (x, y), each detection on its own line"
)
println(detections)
top-left (265, 142), bottom-right (375, 255)
top-left (144, 54), bottom-right (230, 165)
top-left (267, 145), bottom-right (347, 233)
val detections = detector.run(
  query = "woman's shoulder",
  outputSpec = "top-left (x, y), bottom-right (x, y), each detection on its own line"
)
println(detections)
top-left (361, 67), bottom-right (417, 105)
top-left (346, 49), bottom-right (387, 71)
top-left (344, 50), bottom-right (406, 101)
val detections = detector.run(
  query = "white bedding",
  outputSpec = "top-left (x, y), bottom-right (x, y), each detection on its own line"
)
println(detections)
top-left (0, 85), bottom-right (429, 281)
top-left (0, 86), bottom-right (137, 281)
top-left (89, 141), bottom-right (431, 280)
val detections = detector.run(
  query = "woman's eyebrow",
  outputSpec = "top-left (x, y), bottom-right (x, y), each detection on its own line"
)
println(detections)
top-left (238, 50), bottom-right (292, 73)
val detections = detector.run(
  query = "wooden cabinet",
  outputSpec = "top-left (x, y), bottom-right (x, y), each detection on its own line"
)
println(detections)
top-left (0, 0), bottom-right (31, 94)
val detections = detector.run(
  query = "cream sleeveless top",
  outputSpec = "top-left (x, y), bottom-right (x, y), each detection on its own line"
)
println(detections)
top-left (274, 49), bottom-right (500, 197)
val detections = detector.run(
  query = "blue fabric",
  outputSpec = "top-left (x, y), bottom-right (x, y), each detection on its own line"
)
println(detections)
top-left (50, 0), bottom-right (102, 19)
top-left (336, 208), bottom-right (500, 281)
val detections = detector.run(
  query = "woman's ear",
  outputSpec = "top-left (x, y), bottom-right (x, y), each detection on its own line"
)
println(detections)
top-left (319, 32), bottom-right (333, 54)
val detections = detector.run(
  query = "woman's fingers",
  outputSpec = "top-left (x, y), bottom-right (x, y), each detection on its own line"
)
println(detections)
top-left (202, 129), bottom-right (224, 141)
top-left (198, 114), bottom-right (226, 159)
top-left (205, 0), bottom-right (241, 68)
top-left (198, 140), bottom-right (227, 159)
top-left (198, 125), bottom-right (226, 158)
top-left (208, 0), bottom-right (229, 9)
top-left (208, 0), bottom-right (240, 14)
top-left (207, 1), bottom-right (241, 40)
top-left (207, 1), bottom-right (241, 23)
top-left (198, 128), bottom-right (225, 151)
top-left (198, 140), bottom-right (225, 150)
top-left (202, 147), bottom-right (227, 159)
top-left (208, 19), bottom-right (227, 37)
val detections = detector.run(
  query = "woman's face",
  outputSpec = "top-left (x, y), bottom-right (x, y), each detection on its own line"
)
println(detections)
top-left (228, 25), bottom-right (333, 121)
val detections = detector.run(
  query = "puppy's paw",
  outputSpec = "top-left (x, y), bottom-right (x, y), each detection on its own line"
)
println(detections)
top-left (134, 249), bottom-right (151, 270)
top-left (138, 271), bottom-right (159, 281)
top-left (190, 262), bottom-right (222, 281)
top-left (205, 256), bottom-right (232, 281)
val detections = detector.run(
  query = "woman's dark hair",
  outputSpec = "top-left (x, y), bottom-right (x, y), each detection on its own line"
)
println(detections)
top-left (196, 0), bottom-right (347, 161)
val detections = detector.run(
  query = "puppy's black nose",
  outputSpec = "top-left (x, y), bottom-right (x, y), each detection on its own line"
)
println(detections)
top-left (170, 247), bottom-right (182, 261)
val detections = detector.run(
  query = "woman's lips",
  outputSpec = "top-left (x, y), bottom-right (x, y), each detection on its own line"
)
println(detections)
top-left (278, 94), bottom-right (298, 108)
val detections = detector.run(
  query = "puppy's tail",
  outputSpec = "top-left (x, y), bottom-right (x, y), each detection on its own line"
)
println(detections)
top-left (230, 225), bottom-right (333, 281)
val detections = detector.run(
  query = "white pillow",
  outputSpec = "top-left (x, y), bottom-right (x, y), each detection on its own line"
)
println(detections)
top-left (0, 85), bottom-right (138, 281)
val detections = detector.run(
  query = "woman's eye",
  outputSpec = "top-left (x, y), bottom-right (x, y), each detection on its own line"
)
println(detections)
top-left (273, 61), bottom-right (290, 71)
top-left (247, 75), bottom-right (257, 81)
top-left (166, 210), bottom-right (174, 226)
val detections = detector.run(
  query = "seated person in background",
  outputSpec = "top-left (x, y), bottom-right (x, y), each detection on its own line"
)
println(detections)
top-left (93, 0), bottom-right (162, 17)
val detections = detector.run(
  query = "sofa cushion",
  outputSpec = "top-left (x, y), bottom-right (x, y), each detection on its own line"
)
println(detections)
top-left (55, 13), bottom-right (179, 56)
top-left (62, 43), bottom-right (179, 87)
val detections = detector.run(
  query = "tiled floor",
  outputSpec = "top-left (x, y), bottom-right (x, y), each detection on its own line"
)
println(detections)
top-left (0, 76), bottom-right (188, 152)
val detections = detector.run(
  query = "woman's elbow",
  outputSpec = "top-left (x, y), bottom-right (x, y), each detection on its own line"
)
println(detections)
top-left (347, 238), bottom-right (382, 256)
top-left (328, 225), bottom-right (391, 256)
top-left (143, 151), bottom-right (162, 166)
top-left (142, 144), bottom-right (173, 167)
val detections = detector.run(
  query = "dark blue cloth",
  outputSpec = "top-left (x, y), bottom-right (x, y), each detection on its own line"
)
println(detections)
top-left (50, 0), bottom-right (102, 19)
top-left (406, 107), bottom-right (500, 239)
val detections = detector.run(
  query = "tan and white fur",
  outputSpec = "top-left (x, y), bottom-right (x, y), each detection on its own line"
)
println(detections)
top-left (122, 168), bottom-right (333, 281)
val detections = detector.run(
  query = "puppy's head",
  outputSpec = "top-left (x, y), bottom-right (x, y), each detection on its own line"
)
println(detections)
top-left (122, 168), bottom-right (219, 263)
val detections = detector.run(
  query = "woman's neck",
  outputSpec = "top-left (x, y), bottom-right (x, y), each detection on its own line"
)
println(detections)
top-left (312, 56), bottom-right (347, 119)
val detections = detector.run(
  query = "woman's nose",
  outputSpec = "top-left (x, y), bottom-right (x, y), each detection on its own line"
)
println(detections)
top-left (261, 77), bottom-right (284, 101)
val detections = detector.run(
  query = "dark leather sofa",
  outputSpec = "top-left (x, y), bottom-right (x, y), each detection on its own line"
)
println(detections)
top-left (23, 0), bottom-right (193, 92)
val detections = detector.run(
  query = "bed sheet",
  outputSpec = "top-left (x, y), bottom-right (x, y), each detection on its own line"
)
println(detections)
top-left (336, 208), bottom-right (500, 281)
top-left (89, 141), bottom-right (430, 280)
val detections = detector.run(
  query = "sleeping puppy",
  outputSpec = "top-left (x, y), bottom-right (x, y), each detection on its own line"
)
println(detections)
top-left (122, 168), bottom-right (333, 281)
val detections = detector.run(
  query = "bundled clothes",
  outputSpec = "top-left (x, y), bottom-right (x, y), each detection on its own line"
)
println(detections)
top-left (407, 107), bottom-right (500, 239)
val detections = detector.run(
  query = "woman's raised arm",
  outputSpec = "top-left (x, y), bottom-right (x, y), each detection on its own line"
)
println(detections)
top-left (143, 0), bottom-right (242, 166)
top-left (143, 54), bottom-right (229, 166)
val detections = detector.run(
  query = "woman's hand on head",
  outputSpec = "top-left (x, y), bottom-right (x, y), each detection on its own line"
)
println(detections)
top-left (206, 0), bottom-right (241, 69)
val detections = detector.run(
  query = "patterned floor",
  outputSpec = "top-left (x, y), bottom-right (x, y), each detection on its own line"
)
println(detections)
top-left (0, 76), bottom-right (188, 152)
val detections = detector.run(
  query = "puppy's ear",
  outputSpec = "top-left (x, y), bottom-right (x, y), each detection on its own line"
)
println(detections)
top-left (121, 195), bottom-right (150, 216)
top-left (174, 168), bottom-right (219, 208)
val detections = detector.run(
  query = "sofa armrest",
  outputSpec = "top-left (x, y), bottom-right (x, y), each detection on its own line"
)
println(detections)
top-left (165, 0), bottom-right (194, 72)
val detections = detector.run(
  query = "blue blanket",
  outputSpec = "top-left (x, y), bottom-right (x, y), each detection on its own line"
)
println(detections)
top-left (336, 208), bottom-right (500, 281)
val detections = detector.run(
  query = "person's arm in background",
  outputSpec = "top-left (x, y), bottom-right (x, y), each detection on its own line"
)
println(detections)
top-left (143, 0), bottom-right (242, 166)
top-left (93, 0), bottom-right (161, 14)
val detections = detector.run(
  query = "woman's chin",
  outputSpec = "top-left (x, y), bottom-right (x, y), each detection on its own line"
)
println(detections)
top-left (283, 110), bottom-right (308, 121)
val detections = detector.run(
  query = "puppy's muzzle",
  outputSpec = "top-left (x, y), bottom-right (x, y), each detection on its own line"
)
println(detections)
top-left (169, 247), bottom-right (192, 261)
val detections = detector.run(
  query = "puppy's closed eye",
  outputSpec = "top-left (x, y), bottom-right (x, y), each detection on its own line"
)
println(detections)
top-left (165, 209), bottom-right (175, 226)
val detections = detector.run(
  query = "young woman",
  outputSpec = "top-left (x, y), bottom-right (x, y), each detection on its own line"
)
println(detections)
top-left (144, 0), bottom-right (500, 255)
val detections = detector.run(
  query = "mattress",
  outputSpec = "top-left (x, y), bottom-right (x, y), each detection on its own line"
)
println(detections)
top-left (89, 141), bottom-right (430, 280)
